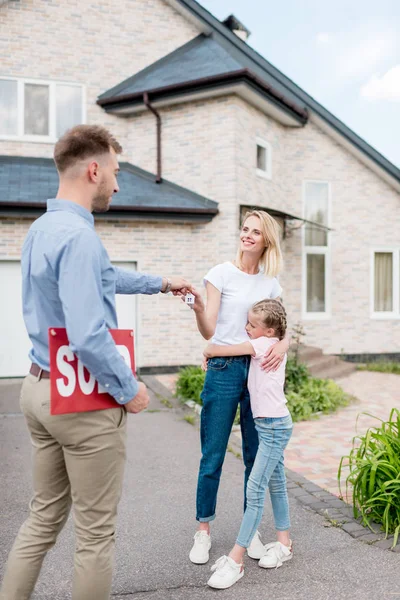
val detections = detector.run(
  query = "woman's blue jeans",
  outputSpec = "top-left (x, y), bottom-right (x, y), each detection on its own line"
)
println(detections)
top-left (236, 415), bottom-right (293, 548)
top-left (196, 356), bottom-right (259, 522)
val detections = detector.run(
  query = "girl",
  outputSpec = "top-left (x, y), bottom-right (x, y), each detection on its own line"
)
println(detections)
top-left (186, 211), bottom-right (289, 566)
top-left (204, 299), bottom-right (293, 590)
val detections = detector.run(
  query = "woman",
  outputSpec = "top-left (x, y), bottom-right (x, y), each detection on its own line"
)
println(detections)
top-left (187, 210), bottom-right (289, 565)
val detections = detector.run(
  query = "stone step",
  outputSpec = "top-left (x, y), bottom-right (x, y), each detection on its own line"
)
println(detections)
top-left (311, 361), bottom-right (356, 381)
top-left (294, 345), bottom-right (324, 362)
top-left (307, 354), bottom-right (342, 375)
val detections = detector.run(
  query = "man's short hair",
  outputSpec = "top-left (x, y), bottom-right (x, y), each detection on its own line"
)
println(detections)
top-left (54, 124), bottom-right (122, 173)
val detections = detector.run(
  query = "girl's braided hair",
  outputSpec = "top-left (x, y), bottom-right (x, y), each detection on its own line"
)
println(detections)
top-left (251, 299), bottom-right (287, 340)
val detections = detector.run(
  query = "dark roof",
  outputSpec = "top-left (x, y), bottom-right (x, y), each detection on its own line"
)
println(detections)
top-left (99, 0), bottom-right (400, 185)
top-left (98, 35), bottom-right (307, 123)
top-left (174, 0), bottom-right (400, 184)
top-left (0, 156), bottom-right (218, 222)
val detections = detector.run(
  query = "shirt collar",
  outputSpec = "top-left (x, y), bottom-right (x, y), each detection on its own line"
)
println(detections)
top-left (46, 199), bottom-right (94, 227)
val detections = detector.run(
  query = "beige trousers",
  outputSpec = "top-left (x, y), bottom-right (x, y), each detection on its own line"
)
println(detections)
top-left (0, 374), bottom-right (127, 600)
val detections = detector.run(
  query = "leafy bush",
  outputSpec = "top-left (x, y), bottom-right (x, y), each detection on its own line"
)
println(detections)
top-left (358, 362), bottom-right (400, 375)
top-left (175, 357), bottom-right (351, 424)
top-left (285, 358), bottom-right (310, 391)
top-left (339, 409), bottom-right (400, 547)
top-left (176, 366), bottom-right (205, 405)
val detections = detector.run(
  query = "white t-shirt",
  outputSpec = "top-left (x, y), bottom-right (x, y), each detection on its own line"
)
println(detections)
top-left (248, 337), bottom-right (289, 418)
top-left (204, 262), bottom-right (282, 345)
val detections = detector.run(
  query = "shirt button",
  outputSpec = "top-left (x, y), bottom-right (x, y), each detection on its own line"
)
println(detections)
top-left (105, 384), bottom-right (109, 388)
top-left (119, 396), bottom-right (124, 402)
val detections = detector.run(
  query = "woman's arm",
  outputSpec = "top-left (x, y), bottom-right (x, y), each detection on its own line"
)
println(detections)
top-left (190, 282), bottom-right (221, 341)
top-left (204, 341), bottom-right (255, 358)
top-left (260, 297), bottom-right (290, 372)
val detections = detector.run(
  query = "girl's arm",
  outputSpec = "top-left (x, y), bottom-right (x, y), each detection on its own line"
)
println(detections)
top-left (189, 282), bottom-right (221, 341)
top-left (204, 341), bottom-right (255, 358)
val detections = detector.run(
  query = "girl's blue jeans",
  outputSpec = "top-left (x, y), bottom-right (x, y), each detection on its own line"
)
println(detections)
top-left (196, 356), bottom-right (259, 522)
top-left (236, 414), bottom-right (293, 548)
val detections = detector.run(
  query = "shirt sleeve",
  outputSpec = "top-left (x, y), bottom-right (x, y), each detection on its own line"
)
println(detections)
top-left (55, 230), bottom-right (138, 404)
top-left (204, 264), bottom-right (224, 292)
top-left (270, 277), bottom-right (283, 299)
top-left (248, 337), bottom-right (271, 360)
top-left (114, 267), bottom-right (162, 295)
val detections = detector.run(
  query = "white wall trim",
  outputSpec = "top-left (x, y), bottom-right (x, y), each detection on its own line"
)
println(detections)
top-left (255, 136), bottom-right (272, 180)
top-left (370, 247), bottom-right (400, 319)
top-left (302, 180), bottom-right (332, 319)
top-left (0, 75), bottom-right (86, 142)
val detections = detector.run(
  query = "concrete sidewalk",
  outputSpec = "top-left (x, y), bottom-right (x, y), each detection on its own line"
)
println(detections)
top-left (0, 378), bottom-right (399, 600)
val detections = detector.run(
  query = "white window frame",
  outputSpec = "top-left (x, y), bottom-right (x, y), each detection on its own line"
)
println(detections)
top-left (256, 137), bottom-right (272, 179)
top-left (0, 76), bottom-right (86, 143)
top-left (370, 247), bottom-right (400, 320)
top-left (302, 180), bottom-right (332, 320)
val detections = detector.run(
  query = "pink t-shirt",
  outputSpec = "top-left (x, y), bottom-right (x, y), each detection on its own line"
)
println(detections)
top-left (248, 337), bottom-right (289, 418)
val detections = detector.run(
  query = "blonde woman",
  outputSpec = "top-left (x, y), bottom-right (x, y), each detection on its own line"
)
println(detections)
top-left (187, 211), bottom-right (289, 565)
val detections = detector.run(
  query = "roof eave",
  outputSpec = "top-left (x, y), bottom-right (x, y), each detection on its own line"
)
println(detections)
top-left (97, 70), bottom-right (308, 124)
top-left (0, 202), bottom-right (219, 223)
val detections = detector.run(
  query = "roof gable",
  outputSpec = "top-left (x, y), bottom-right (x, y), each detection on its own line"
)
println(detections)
top-left (163, 0), bottom-right (400, 189)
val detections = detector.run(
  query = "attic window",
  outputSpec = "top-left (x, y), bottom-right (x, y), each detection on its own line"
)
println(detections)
top-left (256, 138), bottom-right (272, 179)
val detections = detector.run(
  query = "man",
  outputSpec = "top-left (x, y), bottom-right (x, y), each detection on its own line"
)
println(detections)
top-left (0, 125), bottom-right (191, 600)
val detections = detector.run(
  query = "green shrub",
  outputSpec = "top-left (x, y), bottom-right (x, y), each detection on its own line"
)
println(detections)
top-left (286, 377), bottom-right (350, 421)
top-left (285, 357), bottom-right (310, 391)
top-left (175, 358), bottom-right (351, 424)
top-left (176, 366), bottom-right (205, 405)
top-left (358, 362), bottom-right (400, 375)
top-left (338, 409), bottom-right (400, 548)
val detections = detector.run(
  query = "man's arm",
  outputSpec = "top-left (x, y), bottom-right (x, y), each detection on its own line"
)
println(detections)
top-left (204, 341), bottom-right (255, 358)
top-left (114, 267), bottom-right (191, 295)
top-left (56, 231), bottom-right (139, 405)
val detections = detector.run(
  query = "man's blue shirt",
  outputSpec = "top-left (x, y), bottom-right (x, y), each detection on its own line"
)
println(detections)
top-left (21, 199), bottom-right (162, 403)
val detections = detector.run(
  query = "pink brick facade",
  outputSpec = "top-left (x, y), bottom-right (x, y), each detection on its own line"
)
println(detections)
top-left (1, 0), bottom-right (399, 371)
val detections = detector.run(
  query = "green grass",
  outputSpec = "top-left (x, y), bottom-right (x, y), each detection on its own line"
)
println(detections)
top-left (358, 362), bottom-right (400, 375)
top-left (338, 408), bottom-right (400, 548)
top-left (183, 414), bottom-right (196, 426)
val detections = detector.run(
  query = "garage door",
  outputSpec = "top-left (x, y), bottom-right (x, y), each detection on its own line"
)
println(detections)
top-left (0, 261), bottom-right (32, 378)
top-left (0, 260), bottom-right (137, 378)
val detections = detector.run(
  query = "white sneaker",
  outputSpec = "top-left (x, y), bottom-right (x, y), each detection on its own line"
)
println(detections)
top-left (247, 530), bottom-right (267, 559)
top-left (189, 531), bottom-right (211, 564)
top-left (258, 540), bottom-right (293, 569)
top-left (207, 555), bottom-right (244, 589)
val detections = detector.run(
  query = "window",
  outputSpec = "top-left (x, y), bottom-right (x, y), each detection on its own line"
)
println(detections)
top-left (256, 138), bottom-right (272, 179)
top-left (371, 249), bottom-right (400, 318)
top-left (303, 181), bottom-right (331, 316)
top-left (0, 77), bottom-right (85, 141)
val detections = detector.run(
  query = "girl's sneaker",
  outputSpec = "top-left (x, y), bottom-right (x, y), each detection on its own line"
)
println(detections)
top-left (258, 540), bottom-right (293, 569)
top-left (207, 555), bottom-right (244, 589)
top-left (189, 531), bottom-right (211, 564)
top-left (247, 530), bottom-right (267, 559)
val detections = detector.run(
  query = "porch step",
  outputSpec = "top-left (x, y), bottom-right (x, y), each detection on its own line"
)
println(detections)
top-left (293, 345), bottom-right (357, 381)
top-left (296, 345), bottom-right (323, 362)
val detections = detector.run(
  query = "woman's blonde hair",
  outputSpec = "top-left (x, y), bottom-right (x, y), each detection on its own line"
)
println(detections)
top-left (236, 210), bottom-right (283, 277)
top-left (252, 299), bottom-right (287, 340)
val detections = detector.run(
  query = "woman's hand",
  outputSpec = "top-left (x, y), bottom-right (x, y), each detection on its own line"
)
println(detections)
top-left (180, 286), bottom-right (205, 314)
top-left (260, 337), bottom-right (289, 372)
top-left (201, 357), bottom-right (208, 372)
top-left (203, 344), bottom-right (216, 358)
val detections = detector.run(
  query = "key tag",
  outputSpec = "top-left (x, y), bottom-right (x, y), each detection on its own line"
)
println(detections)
top-left (185, 293), bottom-right (195, 306)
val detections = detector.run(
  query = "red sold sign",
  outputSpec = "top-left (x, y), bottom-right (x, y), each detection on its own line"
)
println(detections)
top-left (49, 328), bottom-right (135, 415)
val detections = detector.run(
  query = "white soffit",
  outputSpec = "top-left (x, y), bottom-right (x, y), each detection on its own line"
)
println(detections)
top-left (109, 84), bottom-right (302, 127)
